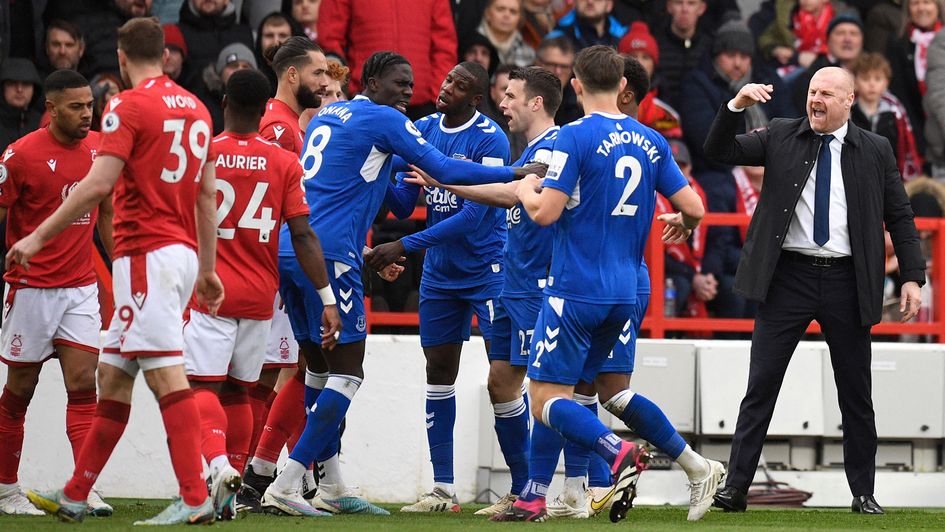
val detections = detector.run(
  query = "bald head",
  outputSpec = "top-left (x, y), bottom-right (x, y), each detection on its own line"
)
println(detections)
top-left (806, 66), bottom-right (854, 133)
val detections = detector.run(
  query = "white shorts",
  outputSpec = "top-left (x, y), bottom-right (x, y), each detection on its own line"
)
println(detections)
top-left (183, 310), bottom-right (271, 385)
top-left (101, 244), bottom-right (197, 376)
top-left (0, 283), bottom-right (100, 366)
top-left (265, 297), bottom-right (299, 369)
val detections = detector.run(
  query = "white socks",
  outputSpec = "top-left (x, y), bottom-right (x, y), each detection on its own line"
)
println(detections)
top-left (677, 445), bottom-right (710, 481)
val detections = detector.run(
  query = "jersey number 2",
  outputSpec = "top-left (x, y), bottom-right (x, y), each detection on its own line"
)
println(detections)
top-left (216, 180), bottom-right (277, 243)
top-left (612, 155), bottom-right (642, 216)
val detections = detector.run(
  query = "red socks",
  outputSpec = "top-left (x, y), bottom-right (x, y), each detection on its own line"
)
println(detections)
top-left (193, 388), bottom-right (228, 465)
top-left (64, 399), bottom-right (130, 501)
top-left (65, 389), bottom-right (97, 463)
top-left (247, 384), bottom-right (275, 460)
top-left (221, 391), bottom-right (251, 473)
top-left (0, 387), bottom-right (30, 484)
top-left (158, 389), bottom-right (208, 506)
top-left (253, 375), bottom-right (305, 464)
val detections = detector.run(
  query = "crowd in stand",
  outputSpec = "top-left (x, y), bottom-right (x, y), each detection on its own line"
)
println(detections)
top-left (1, 0), bottom-right (943, 334)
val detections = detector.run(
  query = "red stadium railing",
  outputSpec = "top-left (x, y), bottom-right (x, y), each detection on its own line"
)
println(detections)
top-left (89, 209), bottom-right (943, 342)
top-left (366, 210), bottom-right (945, 342)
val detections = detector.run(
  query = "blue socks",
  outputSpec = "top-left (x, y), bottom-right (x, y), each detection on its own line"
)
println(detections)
top-left (288, 375), bottom-right (362, 468)
top-left (426, 384), bottom-right (456, 485)
top-left (519, 419), bottom-right (562, 502)
top-left (545, 397), bottom-right (621, 466)
top-left (562, 393), bottom-right (596, 479)
top-left (604, 390), bottom-right (686, 459)
top-left (493, 396), bottom-right (530, 495)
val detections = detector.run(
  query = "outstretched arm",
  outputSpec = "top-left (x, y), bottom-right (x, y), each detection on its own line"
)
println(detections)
top-left (404, 165), bottom-right (519, 209)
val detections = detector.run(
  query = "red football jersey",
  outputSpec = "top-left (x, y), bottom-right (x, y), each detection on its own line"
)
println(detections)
top-left (259, 98), bottom-right (304, 156)
top-left (98, 75), bottom-right (213, 257)
top-left (0, 129), bottom-right (100, 288)
top-left (194, 133), bottom-right (308, 320)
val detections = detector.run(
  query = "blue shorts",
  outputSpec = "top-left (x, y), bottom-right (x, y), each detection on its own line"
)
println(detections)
top-left (419, 281), bottom-right (501, 348)
top-left (600, 294), bottom-right (650, 374)
top-left (489, 296), bottom-right (542, 367)
top-left (527, 296), bottom-right (635, 386)
top-left (279, 257), bottom-right (366, 345)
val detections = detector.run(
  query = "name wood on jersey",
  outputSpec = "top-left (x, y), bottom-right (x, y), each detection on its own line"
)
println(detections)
top-left (162, 94), bottom-right (199, 110)
top-left (214, 154), bottom-right (268, 171)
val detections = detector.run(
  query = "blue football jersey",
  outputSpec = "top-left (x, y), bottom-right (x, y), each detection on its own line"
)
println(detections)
top-left (399, 112), bottom-right (510, 289)
top-left (502, 126), bottom-right (558, 299)
top-left (542, 113), bottom-right (687, 304)
top-left (277, 96), bottom-right (437, 263)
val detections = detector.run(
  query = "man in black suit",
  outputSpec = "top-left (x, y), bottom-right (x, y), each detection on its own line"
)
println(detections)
top-left (703, 67), bottom-right (925, 515)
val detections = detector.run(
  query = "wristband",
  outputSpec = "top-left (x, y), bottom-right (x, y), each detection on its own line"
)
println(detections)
top-left (317, 285), bottom-right (336, 306)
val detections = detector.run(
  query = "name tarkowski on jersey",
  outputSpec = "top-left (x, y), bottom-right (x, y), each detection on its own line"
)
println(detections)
top-left (595, 123), bottom-right (662, 162)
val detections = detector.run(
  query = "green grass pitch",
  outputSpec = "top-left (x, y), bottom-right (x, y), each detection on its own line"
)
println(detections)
top-left (2, 501), bottom-right (945, 530)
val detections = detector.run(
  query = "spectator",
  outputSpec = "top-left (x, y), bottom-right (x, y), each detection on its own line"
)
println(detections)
top-left (757, 0), bottom-right (841, 70)
top-left (53, 0), bottom-right (152, 79)
top-left (680, 20), bottom-right (793, 172)
top-left (547, 0), bottom-right (629, 51)
top-left (203, 43), bottom-right (258, 133)
top-left (317, 0), bottom-right (458, 120)
top-left (660, 140), bottom-right (713, 317)
top-left (885, 0), bottom-right (943, 157)
top-left (153, 0), bottom-right (187, 22)
top-left (619, 21), bottom-right (683, 138)
top-left (654, 0), bottom-right (713, 110)
top-left (851, 52), bottom-right (923, 179)
top-left (287, 0), bottom-right (321, 41)
top-left (41, 20), bottom-right (86, 78)
top-left (790, 11), bottom-right (864, 112)
top-left (521, 0), bottom-right (566, 48)
top-left (864, 0), bottom-right (904, 52)
top-left (478, 0), bottom-right (537, 67)
top-left (0, 59), bottom-right (42, 150)
top-left (700, 161), bottom-right (761, 334)
top-left (0, 0), bottom-right (46, 60)
top-left (255, 12), bottom-right (303, 94)
top-left (534, 36), bottom-right (583, 124)
top-left (162, 24), bottom-right (188, 81)
top-left (459, 32), bottom-right (502, 76)
top-left (177, 0), bottom-right (254, 96)
top-left (924, 27), bottom-right (945, 179)
top-left (90, 72), bottom-right (125, 132)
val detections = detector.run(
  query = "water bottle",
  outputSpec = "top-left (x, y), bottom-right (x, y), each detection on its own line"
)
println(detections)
top-left (664, 278), bottom-right (677, 317)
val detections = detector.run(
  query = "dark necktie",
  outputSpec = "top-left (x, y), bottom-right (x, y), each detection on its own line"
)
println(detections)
top-left (813, 134), bottom-right (835, 247)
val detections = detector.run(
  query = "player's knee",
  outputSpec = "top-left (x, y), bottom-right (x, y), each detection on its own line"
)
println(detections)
top-left (96, 364), bottom-right (134, 403)
top-left (63, 368), bottom-right (97, 393)
top-left (487, 364), bottom-right (522, 403)
top-left (4, 366), bottom-right (41, 399)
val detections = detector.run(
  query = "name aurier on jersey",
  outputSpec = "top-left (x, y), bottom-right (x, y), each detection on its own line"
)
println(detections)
top-left (214, 154), bottom-right (268, 170)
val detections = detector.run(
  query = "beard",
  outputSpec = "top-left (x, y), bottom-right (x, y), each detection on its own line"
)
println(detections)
top-left (296, 83), bottom-right (322, 110)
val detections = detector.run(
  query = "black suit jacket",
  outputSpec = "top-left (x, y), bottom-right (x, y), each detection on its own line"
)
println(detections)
top-left (704, 104), bottom-right (925, 326)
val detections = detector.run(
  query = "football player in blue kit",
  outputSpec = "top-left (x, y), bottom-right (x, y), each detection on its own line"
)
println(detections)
top-left (260, 51), bottom-right (545, 517)
top-left (547, 55), bottom-right (725, 523)
top-left (401, 66), bottom-right (563, 516)
top-left (494, 46), bottom-right (705, 523)
top-left (366, 62), bottom-right (510, 513)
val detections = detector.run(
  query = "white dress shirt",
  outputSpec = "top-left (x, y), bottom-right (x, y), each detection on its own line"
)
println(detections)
top-left (727, 101), bottom-right (852, 256)
top-left (781, 122), bottom-right (851, 257)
